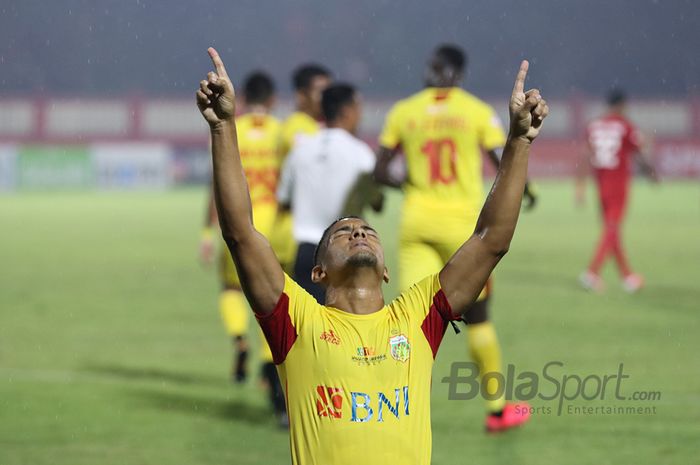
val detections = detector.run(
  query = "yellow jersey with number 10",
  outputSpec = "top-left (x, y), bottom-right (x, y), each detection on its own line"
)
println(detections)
top-left (379, 87), bottom-right (506, 212)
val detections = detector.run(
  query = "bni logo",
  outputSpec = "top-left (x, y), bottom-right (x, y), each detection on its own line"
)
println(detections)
top-left (315, 385), bottom-right (410, 422)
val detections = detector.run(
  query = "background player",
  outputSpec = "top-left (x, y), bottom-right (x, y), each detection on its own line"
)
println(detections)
top-left (374, 44), bottom-right (531, 432)
top-left (269, 64), bottom-right (332, 275)
top-left (277, 83), bottom-right (383, 302)
top-left (199, 71), bottom-right (287, 425)
top-left (576, 88), bottom-right (658, 293)
top-left (196, 47), bottom-right (547, 465)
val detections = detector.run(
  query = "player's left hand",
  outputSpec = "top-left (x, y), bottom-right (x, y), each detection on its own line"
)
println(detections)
top-left (523, 181), bottom-right (538, 211)
top-left (509, 60), bottom-right (549, 143)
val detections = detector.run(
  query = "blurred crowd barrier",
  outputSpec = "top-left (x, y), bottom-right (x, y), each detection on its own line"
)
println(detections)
top-left (0, 97), bottom-right (699, 191)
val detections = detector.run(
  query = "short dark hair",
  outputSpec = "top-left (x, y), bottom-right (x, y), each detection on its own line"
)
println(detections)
top-left (243, 71), bottom-right (275, 105)
top-left (313, 216), bottom-right (363, 266)
top-left (435, 44), bottom-right (467, 73)
top-left (321, 83), bottom-right (356, 123)
top-left (606, 88), bottom-right (627, 106)
top-left (292, 63), bottom-right (331, 91)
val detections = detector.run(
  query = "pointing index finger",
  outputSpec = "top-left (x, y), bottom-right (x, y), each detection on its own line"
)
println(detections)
top-left (207, 47), bottom-right (228, 78)
top-left (513, 60), bottom-right (529, 95)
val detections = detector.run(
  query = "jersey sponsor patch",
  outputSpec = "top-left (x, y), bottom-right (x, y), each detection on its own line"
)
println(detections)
top-left (389, 334), bottom-right (410, 362)
top-left (351, 346), bottom-right (387, 366)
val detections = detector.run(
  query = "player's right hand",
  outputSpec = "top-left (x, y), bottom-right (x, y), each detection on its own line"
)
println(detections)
top-left (196, 47), bottom-right (236, 127)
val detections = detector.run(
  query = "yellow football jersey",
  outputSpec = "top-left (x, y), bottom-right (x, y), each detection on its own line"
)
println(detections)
top-left (379, 87), bottom-right (506, 211)
top-left (280, 111), bottom-right (320, 158)
top-left (236, 112), bottom-right (282, 206)
top-left (256, 273), bottom-right (458, 465)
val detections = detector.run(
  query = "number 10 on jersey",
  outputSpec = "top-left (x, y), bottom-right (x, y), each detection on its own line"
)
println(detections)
top-left (421, 138), bottom-right (457, 184)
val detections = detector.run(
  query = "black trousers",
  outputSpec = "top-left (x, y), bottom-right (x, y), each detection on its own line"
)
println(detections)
top-left (293, 242), bottom-right (326, 304)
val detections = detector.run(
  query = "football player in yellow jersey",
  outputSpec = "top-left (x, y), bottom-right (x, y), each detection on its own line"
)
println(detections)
top-left (375, 44), bottom-right (535, 432)
top-left (199, 71), bottom-right (287, 425)
top-left (270, 64), bottom-right (332, 273)
top-left (197, 47), bottom-right (548, 465)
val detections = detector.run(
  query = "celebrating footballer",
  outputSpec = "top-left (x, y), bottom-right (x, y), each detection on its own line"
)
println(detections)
top-left (196, 47), bottom-right (548, 465)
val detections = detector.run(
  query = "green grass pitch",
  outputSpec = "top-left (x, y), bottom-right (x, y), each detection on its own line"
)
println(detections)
top-left (1, 181), bottom-right (698, 464)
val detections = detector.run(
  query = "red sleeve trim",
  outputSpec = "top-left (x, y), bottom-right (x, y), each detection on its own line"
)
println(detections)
top-left (420, 289), bottom-right (459, 359)
top-left (255, 293), bottom-right (298, 365)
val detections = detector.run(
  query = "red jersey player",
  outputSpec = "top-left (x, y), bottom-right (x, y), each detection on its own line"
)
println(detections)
top-left (577, 89), bottom-right (658, 293)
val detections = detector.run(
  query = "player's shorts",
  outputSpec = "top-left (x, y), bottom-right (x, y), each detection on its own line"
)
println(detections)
top-left (596, 177), bottom-right (629, 225)
top-left (220, 203), bottom-right (277, 289)
top-left (268, 210), bottom-right (297, 273)
top-left (399, 198), bottom-right (490, 301)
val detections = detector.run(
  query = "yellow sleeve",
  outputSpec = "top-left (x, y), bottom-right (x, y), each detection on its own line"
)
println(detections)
top-left (255, 273), bottom-right (320, 364)
top-left (282, 273), bottom-right (320, 329)
top-left (378, 103), bottom-right (403, 149)
top-left (479, 105), bottom-right (507, 151)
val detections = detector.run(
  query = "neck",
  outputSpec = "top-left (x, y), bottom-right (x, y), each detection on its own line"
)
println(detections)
top-left (327, 120), bottom-right (352, 133)
top-left (324, 271), bottom-right (385, 315)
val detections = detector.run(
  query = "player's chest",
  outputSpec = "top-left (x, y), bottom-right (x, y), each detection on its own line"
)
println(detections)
top-left (293, 314), bottom-right (426, 380)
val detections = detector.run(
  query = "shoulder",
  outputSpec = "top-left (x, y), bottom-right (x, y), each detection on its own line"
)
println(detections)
top-left (457, 89), bottom-right (494, 113)
top-left (389, 274), bottom-right (445, 316)
top-left (235, 113), bottom-right (252, 127)
top-left (265, 114), bottom-right (282, 129)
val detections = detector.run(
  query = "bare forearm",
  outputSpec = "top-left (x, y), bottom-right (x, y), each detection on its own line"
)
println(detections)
top-left (474, 137), bottom-right (530, 255)
top-left (210, 120), bottom-right (254, 243)
top-left (373, 147), bottom-right (402, 188)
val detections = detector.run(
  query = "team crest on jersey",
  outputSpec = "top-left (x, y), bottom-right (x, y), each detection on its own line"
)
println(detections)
top-left (389, 334), bottom-right (410, 362)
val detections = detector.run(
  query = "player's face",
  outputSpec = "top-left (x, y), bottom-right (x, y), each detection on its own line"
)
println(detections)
top-left (345, 95), bottom-right (362, 134)
top-left (319, 218), bottom-right (388, 282)
top-left (306, 75), bottom-right (331, 119)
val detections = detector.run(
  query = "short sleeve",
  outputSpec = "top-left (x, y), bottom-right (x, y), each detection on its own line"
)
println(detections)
top-left (389, 274), bottom-right (458, 359)
top-left (357, 141), bottom-right (377, 173)
top-left (479, 105), bottom-right (507, 151)
top-left (255, 273), bottom-right (321, 364)
top-left (378, 103), bottom-right (403, 149)
top-left (276, 150), bottom-right (295, 205)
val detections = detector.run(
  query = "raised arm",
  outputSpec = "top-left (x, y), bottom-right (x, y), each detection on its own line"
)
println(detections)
top-left (439, 60), bottom-right (548, 316)
top-left (486, 148), bottom-right (538, 211)
top-left (196, 48), bottom-right (284, 315)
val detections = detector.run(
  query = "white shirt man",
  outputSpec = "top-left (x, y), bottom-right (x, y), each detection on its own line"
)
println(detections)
top-left (277, 126), bottom-right (376, 302)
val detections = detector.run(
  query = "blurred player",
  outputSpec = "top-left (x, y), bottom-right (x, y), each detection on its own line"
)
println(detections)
top-left (576, 88), bottom-right (658, 293)
top-left (199, 71), bottom-right (287, 425)
top-left (277, 83), bottom-right (383, 303)
top-left (374, 44), bottom-right (533, 432)
top-left (196, 48), bottom-right (547, 465)
top-left (269, 64), bottom-right (332, 275)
